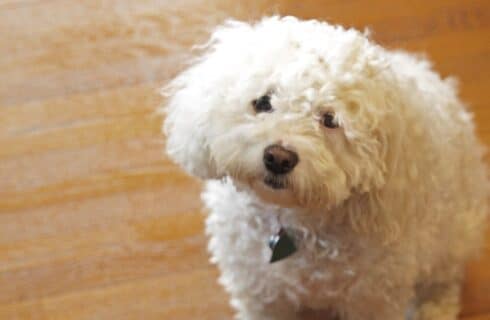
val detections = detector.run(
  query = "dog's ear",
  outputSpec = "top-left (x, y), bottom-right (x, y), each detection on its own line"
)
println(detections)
top-left (162, 68), bottom-right (217, 179)
top-left (162, 20), bottom-right (254, 179)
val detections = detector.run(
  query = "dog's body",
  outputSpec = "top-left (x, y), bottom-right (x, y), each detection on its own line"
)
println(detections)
top-left (163, 17), bottom-right (488, 320)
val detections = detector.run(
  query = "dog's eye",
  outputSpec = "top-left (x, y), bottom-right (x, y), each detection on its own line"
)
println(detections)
top-left (322, 112), bottom-right (339, 128)
top-left (252, 95), bottom-right (273, 113)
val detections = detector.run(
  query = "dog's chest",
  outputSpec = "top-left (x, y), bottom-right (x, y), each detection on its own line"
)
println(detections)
top-left (203, 186), bottom-right (374, 307)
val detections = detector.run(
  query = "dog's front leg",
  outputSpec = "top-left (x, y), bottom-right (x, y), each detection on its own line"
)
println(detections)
top-left (232, 296), bottom-right (299, 320)
top-left (339, 282), bottom-right (415, 320)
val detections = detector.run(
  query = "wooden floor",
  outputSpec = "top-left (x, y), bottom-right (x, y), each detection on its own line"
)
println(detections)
top-left (0, 0), bottom-right (489, 319)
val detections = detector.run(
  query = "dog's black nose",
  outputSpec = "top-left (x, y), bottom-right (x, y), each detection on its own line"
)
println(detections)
top-left (263, 144), bottom-right (299, 174)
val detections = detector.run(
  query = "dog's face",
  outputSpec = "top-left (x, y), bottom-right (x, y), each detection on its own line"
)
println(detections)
top-left (165, 17), bottom-right (393, 209)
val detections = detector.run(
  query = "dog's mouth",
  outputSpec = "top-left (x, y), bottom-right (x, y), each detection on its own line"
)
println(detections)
top-left (254, 171), bottom-right (338, 209)
top-left (248, 174), bottom-right (297, 207)
top-left (263, 175), bottom-right (287, 190)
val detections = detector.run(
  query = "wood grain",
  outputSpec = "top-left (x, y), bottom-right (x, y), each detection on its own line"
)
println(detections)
top-left (0, 0), bottom-right (488, 319)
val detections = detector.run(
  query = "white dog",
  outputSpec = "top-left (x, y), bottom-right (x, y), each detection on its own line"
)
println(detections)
top-left (163, 16), bottom-right (488, 320)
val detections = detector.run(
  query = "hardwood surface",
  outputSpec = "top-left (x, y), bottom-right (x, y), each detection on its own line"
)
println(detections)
top-left (0, 0), bottom-right (488, 319)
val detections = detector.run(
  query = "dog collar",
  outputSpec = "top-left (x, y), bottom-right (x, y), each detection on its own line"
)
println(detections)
top-left (268, 227), bottom-right (298, 263)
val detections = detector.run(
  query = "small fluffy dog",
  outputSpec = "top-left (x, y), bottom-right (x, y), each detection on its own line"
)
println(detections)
top-left (163, 17), bottom-right (488, 320)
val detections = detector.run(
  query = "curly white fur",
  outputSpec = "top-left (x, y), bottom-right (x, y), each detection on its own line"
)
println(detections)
top-left (163, 16), bottom-right (488, 320)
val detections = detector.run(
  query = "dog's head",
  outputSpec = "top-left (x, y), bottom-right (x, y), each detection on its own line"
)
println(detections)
top-left (164, 17), bottom-right (396, 209)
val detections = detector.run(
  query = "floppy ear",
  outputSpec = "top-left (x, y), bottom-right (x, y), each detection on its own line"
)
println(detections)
top-left (162, 19), bottom-right (256, 179)
top-left (162, 67), bottom-right (217, 179)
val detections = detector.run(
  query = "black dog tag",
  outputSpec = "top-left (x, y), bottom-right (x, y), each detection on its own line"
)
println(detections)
top-left (268, 228), bottom-right (297, 263)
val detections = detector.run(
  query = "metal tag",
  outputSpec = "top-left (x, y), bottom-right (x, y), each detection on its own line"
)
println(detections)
top-left (268, 227), bottom-right (297, 263)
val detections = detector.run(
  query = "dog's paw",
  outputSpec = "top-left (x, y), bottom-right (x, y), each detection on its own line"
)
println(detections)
top-left (414, 301), bottom-right (459, 320)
